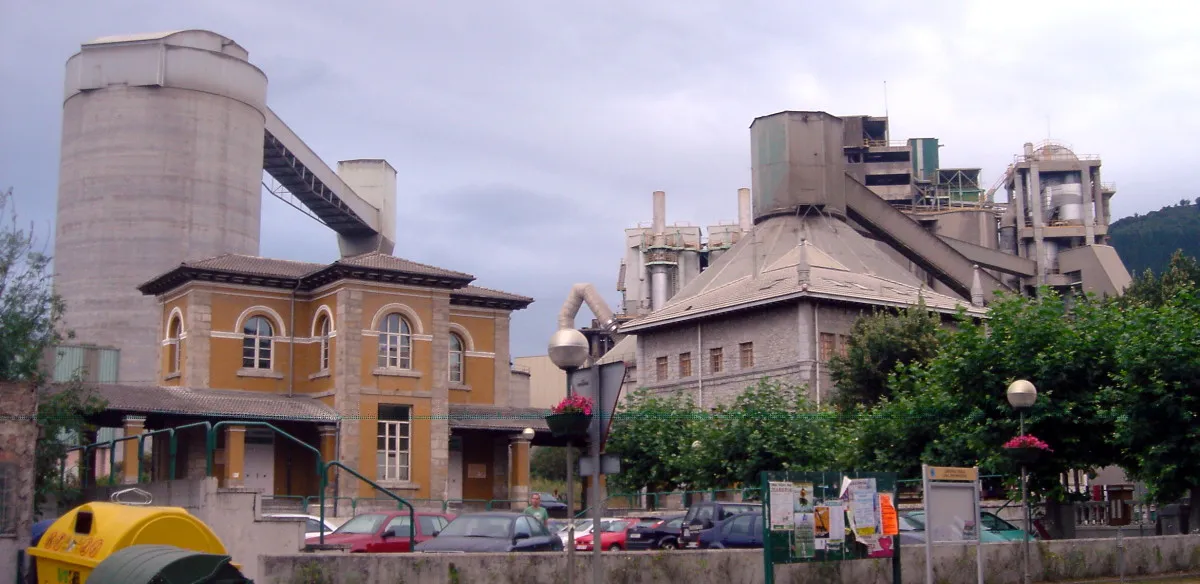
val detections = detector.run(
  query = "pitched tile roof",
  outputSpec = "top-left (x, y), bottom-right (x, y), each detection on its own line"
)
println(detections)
top-left (450, 285), bottom-right (535, 310)
top-left (88, 384), bottom-right (339, 422)
top-left (621, 214), bottom-right (987, 332)
top-left (335, 252), bottom-right (474, 280)
top-left (448, 404), bottom-right (550, 432)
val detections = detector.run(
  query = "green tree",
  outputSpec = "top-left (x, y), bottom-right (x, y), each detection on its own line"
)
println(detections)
top-left (699, 380), bottom-right (844, 490)
top-left (0, 187), bottom-right (106, 510)
top-left (1105, 285), bottom-right (1200, 529)
top-left (1121, 250), bottom-right (1200, 309)
top-left (530, 445), bottom-right (582, 483)
top-left (606, 388), bottom-right (705, 494)
top-left (828, 300), bottom-right (942, 409)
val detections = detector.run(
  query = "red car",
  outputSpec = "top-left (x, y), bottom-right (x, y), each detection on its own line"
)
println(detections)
top-left (307, 511), bottom-right (455, 553)
top-left (575, 519), bottom-right (637, 552)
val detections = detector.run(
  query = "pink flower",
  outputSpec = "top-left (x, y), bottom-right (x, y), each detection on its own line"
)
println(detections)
top-left (1003, 434), bottom-right (1053, 452)
top-left (552, 395), bottom-right (594, 416)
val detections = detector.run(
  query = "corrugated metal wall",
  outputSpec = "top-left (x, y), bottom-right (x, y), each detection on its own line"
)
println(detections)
top-left (49, 345), bottom-right (121, 383)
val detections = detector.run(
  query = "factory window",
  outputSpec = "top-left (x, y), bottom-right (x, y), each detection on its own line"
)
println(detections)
top-left (678, 352), bottom-right (692, 377)
top-left (377, 405), bottom-right (411, 483)
top-left (378, 314), bottom-right (413, 370)
top-left (449, 333), bottom-right (465, 384)
top-left (837, 335), bottom-right (850, 359)
top-left (819, 333), bottom-right (836, 362)
top-left (166, 315), bottom-right (183, 375)
top-left (656, 357), bottom-right (668, 381)
top-left (242, 316), bottom-right (275, 370)
top-left (739, 342), bottom-right (754, 369)
top-left (316, 314), bottom-right (332, 372)
top-left (709, 348), bottom-right (723, 374)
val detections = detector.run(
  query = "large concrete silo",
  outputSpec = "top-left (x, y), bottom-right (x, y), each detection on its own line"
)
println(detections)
top-left (54, 30), bottom-right (267, 384)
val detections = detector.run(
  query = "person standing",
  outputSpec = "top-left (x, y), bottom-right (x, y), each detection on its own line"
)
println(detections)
top-left (524, 493), bottom-right (549, 525)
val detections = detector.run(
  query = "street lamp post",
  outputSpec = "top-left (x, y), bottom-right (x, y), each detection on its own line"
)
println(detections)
top-left (1007, 379), bottom-right (1038, 584)
top-left (548, 328), bottom-right (590, 584)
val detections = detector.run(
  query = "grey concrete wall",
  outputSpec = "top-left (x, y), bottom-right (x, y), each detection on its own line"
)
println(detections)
top-left (259, 534), bottom-right (1200, 584)
top-left (634, 301), bottom-right (867, 407)
top-left (0, 383), bottom-right (37, 581)
top-left (87, 478), bottom-right (304, 582)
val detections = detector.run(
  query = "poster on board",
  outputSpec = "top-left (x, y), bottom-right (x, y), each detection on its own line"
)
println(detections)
top-left (792, 511), bottom-right (816, 558)
top-left (769, 481), bottom-right (797, 531)
top-left (843, 477), bottom-right (880, 537)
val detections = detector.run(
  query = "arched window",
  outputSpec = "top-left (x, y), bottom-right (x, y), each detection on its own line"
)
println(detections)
top-left (242, 316), bottom-right (275, 370)
top-left (317, 314), bottom-right (332, 371)
top-left (449, 333), bottom-right (465, 384)
top-left (167, 316), bottom-right (183, 375)
top-left (378, 314), bottom-right (412, 369)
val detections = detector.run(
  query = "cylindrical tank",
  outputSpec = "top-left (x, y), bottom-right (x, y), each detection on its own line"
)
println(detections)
top-left (999, 226), bottom-right (1018, 254)
top-left (54, 31), bottom-right (267, 385)
top-left (1043, 240), bottom-right (1059, 275)
top-left (649, 265), bottom-right (670, 311)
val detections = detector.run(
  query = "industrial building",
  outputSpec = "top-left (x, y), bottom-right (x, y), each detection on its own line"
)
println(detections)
top-left (527, 110), bottom-right (1133, 406)
top-left (48, 29), bottom-right (553, 509)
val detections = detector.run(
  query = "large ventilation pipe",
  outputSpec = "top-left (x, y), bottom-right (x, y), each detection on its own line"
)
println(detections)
top-left (652, 190), bottom-right (666, 239)
top-left (649, 190), bottom-right (670, 311)
top-left (737, 188), bottom-right (752, 232)
top-left (558, 283), bottom-right (619, 332)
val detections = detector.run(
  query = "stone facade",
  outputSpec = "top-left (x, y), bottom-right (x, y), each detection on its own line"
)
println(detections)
top-left (633, 301), bottom-right (867, 407)
top-left (0, 382), bottom-right (37, 580)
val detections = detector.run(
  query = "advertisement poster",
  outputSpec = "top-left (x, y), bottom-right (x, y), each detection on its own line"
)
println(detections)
top-left (879, 494), bottom-right (899, 536)
top-left (813, 506), bottom-right (831, 539)
top-left (791, 512), bottom-right (816, 559)
top-left (769, 481), bottom-right (797, 531)
top-left (794, 482), bottom-right (814, 511)
top-left (826, 502), bottom-right (845, 544)
top-left (845, 478), bottom-right (880, 537)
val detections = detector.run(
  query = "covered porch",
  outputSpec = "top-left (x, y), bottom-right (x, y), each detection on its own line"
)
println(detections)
top-left (70, 384), bottom-right (339, 498)
top-left (446, 404), bottom-right (558, 512)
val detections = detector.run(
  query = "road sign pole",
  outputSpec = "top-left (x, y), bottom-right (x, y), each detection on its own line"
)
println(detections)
top-left (590, 362), bottom-right (603, 584)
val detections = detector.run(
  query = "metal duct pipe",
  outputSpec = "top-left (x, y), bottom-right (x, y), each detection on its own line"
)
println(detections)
top-left (557, 283), bottom-right (618, 331)
top-left (652, 191), bottom-right (667, 242)
top-left (650, 266), bottom-right (669, 311)
top-left (737, 188), bottom-right (752, 232)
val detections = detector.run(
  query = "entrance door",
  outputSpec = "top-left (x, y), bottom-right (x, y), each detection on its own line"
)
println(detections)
top-left (448, 436), bottom-right (463, 501)
top-left (244, 428), bottom-right (275, 494)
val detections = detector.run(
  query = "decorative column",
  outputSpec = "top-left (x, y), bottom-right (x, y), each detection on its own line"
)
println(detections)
top-left (183, 290), bottom-right (213, 388)
top-left (319, 425), bottom-right (338, 497)
top-left (122, 416), bottom-right (146, 484)
top-left (509, 435), bottom-right (531, 509)
top-left (223, 425), bottom-right (246, 487)
top-left (333, 289), bottom-right (364, 494)
top-left (429, 293), bottom-right (451, 502)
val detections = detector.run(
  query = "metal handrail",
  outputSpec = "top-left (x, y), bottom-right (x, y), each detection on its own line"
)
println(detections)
top-left (323, 461), bottom-right (414, 549)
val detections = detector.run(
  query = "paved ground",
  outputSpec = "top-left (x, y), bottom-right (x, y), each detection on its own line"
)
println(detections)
top-left (1056, 575), bottom-right (1200, 583)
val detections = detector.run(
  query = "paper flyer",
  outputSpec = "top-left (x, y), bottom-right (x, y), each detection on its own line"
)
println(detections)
top-left (794, 482), bottom-right (814, 511)
top-left (826, 502), bottom-right (845, 544)
top-left (792, 512), bottom-right (816, 559)
top-left (769, 481), bottom-right (797, 531)
top-left (879, 494), bottom-right (899, 537)
top-left (844, 478), bottom-right (880, 537)
top-left (813, 506), bottom-right (831, 539)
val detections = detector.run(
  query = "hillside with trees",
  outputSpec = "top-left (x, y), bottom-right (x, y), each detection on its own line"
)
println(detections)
top-left (1110, 198), bottom-right (1200, 275)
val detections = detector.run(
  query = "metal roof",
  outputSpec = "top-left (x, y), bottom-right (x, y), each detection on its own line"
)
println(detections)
top-left (85, 384), bottom-right (339, 422)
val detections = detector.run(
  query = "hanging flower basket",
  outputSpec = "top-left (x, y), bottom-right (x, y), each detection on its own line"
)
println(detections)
top-left (546, 412), bottom-right (593, 438)
top-left (546, 395), bottom-right (594, 438)
top-left (1003, 434), bottom-right (1052, 465)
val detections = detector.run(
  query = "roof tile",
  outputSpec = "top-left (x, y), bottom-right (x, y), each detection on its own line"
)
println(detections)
top-left (88, 384), bottom-right (339, 422)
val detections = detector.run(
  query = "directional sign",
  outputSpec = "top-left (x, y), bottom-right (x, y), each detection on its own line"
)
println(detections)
top-left (578, 453), bottom-right (622, 476)
top-left (567, 361), bottom-right (627, 448)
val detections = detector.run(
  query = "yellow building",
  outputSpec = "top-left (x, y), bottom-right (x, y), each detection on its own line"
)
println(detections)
top-left (85, 252), bottom-right (549, 508)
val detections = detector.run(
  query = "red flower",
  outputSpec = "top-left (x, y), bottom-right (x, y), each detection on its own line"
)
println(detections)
top-left (552, 395), bottom-right (593, 416)
top-left (1003, 434), bottom-right (1053, 452)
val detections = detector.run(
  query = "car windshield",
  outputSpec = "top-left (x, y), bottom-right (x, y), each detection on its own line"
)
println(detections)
top-left (635, 519), bottom-right (661, 528)
top-left (538, 493), bottom-right (560, 503)
top-left (600, 520), bottom-right (630, 533)
top-left (438, 515), bottom-right (513, 538)
top-left (334, 514), bottom-right (387, 535)
top-left (573, 519), bottom-right (593, 531)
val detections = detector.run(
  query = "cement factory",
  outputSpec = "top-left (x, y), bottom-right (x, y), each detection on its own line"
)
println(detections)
top-left (45, 30), bottom-right (1131, 396)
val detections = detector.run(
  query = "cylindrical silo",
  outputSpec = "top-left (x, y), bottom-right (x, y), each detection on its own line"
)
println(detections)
top-left (54, 31), bottom-right (268, 385)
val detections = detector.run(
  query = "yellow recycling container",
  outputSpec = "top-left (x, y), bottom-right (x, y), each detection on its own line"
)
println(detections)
top-left (26, 501), bottom-right (228, 584)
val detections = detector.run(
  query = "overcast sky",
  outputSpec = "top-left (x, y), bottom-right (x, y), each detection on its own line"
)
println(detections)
top-left (2, 0), bottom-right (1198, 357)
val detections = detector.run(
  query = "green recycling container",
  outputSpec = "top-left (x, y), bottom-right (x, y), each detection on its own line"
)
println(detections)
top-left (86, 545), bottom-right (252, 584)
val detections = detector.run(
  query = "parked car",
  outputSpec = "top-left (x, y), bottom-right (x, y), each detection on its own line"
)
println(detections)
top-left (698, 512), bottom-right (764, 549)
top-left (679, 501), bottom-right (762, 549)
top-left (574, 518), bottom-right (638, 552)
top-left (534, 492), bottom-right (569, 517)
top-left (307, 511), bottom-right (454, 552)
top-left (555, 517), bottom-right (622, 547)
top-left (901, 511), bottom-right (1037, 543)
top-left (415, 512), bottom-right (564, 553)
top-left (625, 515), bottom-right (685, 551)
top-left (267, 513), bottom-right (337, 540)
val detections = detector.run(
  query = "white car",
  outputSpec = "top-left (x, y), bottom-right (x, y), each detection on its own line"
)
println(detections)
top-left (266, 513), bottom-right (337, 540)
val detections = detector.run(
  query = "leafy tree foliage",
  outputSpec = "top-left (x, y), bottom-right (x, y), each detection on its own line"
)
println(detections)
top-left (828, 300), bottom-right (942, 409)
top-left (0, 188), bottom-right (106, 510)
top-left (1109, 202), bottom-right (1200, 276)
top-left (606, 388), bottom-right (705, 494)
top-left (1121, 250), bottom-right (1200, 309)
top-left (530, 445), bottom-right (582, 483)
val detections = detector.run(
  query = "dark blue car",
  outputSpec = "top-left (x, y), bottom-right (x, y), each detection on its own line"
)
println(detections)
top-left (698, 512), bottom-right (764, 549)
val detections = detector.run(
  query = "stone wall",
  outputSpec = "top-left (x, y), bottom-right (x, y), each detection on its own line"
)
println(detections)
top-left (0, 382), bottom-right (37, 582)
top-left (259, 534), bottom-right (1200, 584)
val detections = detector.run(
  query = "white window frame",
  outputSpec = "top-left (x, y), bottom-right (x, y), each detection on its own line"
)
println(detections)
top-left (377, 406), bottom-right (411, 482)
top-left (167, 316), bottom-right (183, 374)
top-left (242, 316), bottom-right (274, 370)
top-left (449, 333), bottom-right (465, 384)
top-left (318, 315), bottom-right (331, 372)
top-left (378, 314), bottom-right (413, 370)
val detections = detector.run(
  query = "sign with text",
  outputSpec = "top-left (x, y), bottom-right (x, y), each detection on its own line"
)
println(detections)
top-left (927, 466), bottom-right (978, 482)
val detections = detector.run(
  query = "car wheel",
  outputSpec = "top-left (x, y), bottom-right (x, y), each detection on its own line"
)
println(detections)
top-left (708, 543), bottom-right (724, 549)
top-left (659, 539), bottom-right (677, 550)
top-left (609, 544), bottom-right (622, 551)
